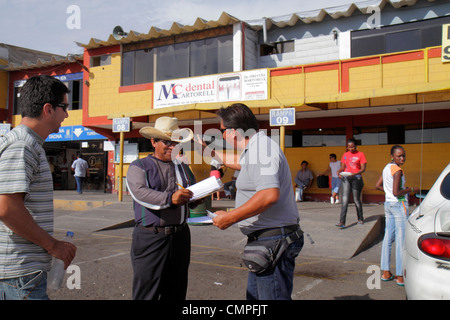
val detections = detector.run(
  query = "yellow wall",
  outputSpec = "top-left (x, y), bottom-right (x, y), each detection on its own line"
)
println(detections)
top-left (285, 143), bottom-right (449, 196)
top-left (305, 70), bottom-right (339, 98)
top-left (383, 60), bottom-right (425, 87)
top-left (429, 56), bottom-right (450, 82)
top-left (88, 53), bottom-right (152, 118)
top-left (349, 64), bottom-right (381, 92)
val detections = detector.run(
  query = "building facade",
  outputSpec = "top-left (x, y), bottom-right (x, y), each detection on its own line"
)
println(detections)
top-left (3, 0), bottom-right (450, 202)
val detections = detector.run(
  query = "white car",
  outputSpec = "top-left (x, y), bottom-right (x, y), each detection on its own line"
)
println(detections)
top-left (404, 163), bottom-right (450, 300)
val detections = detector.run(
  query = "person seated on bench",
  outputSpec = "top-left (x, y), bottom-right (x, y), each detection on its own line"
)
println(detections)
top-left (294, 160), bottom-right (313, 201)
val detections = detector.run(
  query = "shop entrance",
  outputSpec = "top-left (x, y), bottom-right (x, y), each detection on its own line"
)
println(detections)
top-left (44, 140), bottom-right (108, 192)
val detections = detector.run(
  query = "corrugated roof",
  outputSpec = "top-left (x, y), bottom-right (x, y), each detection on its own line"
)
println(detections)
top-left (76, 0), bottom-right (438, 51)
top-left (247, 0), bottom-right (437, 29)
top-left (5, 54), bottom-right (84, 71)
top-left (76, 12), bottom-right (241, 50)
top-left (1, 43), bottom-right (84, 71)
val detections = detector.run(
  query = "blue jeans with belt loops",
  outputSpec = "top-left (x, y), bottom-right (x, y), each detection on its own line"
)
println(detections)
top-left (381, 201), bottom-right (408, 276)
top-left (0, 271), bottom-right (49, 300)
top-left (246, 232), bottom-right (304, 300)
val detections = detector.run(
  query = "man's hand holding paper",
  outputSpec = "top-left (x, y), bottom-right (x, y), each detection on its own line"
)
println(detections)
top-left (212, 210), bottom-right (234, 230)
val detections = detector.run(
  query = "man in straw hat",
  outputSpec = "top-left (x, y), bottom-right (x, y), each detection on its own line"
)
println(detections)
top-left (126, 116), bottom-right (197, 300)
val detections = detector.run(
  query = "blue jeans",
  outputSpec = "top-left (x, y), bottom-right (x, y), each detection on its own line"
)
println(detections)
top-left (75, 176), bottom-right (84, 194)
top-left (0, 271), bottom-right (49, 300)
top-left (331, 177), bottom-right (341, 194)
top-left (381, 201), bottom-right (408, 276)
top-left (246, 232), bottom-right (304, 300)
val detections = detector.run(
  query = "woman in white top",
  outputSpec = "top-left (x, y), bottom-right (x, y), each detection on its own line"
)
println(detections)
top-left (375, 145), bottom-right (417, 286)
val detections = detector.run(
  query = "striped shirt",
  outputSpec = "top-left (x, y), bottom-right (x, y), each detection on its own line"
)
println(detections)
top-left (0, 124), bottom-right (54, 279)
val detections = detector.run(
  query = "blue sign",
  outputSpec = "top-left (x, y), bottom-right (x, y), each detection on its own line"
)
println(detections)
top-left (269, 108), bottom-right (296, 126)
top-left (46, 125), bottom-right (107, 142)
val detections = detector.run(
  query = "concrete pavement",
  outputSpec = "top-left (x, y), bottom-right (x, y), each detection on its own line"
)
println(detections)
top-left (53, 190), bottom-right (385, 260)
top-left (49, 190), bottom-right (409, 301)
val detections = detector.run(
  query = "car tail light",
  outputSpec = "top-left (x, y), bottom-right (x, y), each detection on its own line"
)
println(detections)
top-left (419, 234), bottom-right (450, 260)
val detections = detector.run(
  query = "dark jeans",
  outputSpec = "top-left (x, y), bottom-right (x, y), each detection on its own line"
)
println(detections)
top-left (339, 175), bottom-right (364, 225)
top-left (130, 224), bottom-right (191, 300)
top-left (246, 232), bottom-right (304, 300)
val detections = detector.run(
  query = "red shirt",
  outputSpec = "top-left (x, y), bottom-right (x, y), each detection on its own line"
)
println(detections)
top-left (341, 151), bottom-right (367, 174)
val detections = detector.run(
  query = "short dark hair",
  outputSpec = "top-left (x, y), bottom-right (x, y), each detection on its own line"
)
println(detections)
top-left (19, 75), bottom-right (70, 118)
top-left (390, 145), bottom-right (405, 155)
top-left (347, 137), bottom-right (357, 146)
top-left (216, 103), bottom-right (259, 132)
top-left (329, 153), bottom-right (337, 159)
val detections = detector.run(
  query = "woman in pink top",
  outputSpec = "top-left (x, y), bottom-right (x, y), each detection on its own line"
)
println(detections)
top-left (336, 138), bottom-right (367, 228)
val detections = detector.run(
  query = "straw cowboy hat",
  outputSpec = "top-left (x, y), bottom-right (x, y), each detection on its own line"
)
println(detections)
top-left (139, 117), bottom-right (193, 144)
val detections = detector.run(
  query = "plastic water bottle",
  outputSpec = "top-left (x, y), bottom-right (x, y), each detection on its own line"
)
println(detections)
top-left (47, 231), bottom-right (74, 290)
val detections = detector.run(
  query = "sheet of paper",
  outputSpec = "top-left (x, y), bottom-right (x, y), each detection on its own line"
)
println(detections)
top-left (206, 210), bottom-right (217, 218)
top-left (187, 215), bottom-right (213, 224)
top-left (187, 176), bottom-right (223, 201)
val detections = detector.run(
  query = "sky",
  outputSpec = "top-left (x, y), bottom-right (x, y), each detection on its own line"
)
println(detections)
top-left (0, 0), bottom-right (358, 57)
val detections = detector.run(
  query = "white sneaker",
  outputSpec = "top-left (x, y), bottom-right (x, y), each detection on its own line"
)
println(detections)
top-left (335, 199), bottom-right (340, 204)
top-left (330, 196), bottom-right (334, 204)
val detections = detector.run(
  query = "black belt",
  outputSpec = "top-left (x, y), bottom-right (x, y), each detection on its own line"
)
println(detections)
top-left (138, 222), bottom-right (187, 235)
top-left (247, 224), bottom-right (299, 241)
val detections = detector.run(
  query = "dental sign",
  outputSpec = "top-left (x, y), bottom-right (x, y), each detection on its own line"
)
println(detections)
top-left (442, 24), bottom-right (450, 63)
top-left (154, 69), bottom-right (268, 108)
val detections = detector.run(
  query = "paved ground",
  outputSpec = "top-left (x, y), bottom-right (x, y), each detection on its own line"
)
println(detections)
top-left (47, 191), bottom-right (407, 301)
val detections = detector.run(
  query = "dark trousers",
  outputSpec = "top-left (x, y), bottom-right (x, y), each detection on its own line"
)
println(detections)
top-left (130, 224), bottom-right (191, 300)
top-left (339, 175), bottom-right (364, 225)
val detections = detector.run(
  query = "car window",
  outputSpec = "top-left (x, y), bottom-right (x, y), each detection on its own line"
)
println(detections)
top-left (441, 172), bottom-right (450, 200)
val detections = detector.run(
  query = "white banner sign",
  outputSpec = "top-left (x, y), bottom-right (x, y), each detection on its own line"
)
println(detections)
top-left (154, 69), bottom-right (268, 109)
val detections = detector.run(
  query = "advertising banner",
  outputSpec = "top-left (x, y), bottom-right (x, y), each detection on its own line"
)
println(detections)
top-left (154, 69), bottom-right (268, 109)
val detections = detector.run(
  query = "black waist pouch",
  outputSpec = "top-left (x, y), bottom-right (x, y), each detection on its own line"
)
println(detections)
top-left (241, 228), bottom-right (302, 275)
top-left (241, 238), bottom-right (282, 274)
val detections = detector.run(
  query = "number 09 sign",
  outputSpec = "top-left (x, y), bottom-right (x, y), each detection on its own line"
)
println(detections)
top-left (269, 108), bottom-right (296, 126)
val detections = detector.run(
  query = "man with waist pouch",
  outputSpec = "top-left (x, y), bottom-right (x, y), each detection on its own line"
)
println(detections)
top-left (198, 103), bottom-right (304, 300)
top-left (126, 117), bottom-right (198, 300)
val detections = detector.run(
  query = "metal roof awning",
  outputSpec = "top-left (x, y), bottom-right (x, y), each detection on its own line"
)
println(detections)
top-left (245, 0), bottom-right (437, 29)
top-left (76, 12), bottom-right (241, 50)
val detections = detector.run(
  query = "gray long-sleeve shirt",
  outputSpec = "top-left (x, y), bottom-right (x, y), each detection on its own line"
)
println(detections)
top-left (126, 155), bottom-right (194, 226)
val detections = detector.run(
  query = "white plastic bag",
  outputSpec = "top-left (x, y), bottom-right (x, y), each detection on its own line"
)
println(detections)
top-left (295, 187), bottom-right (303, 201)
